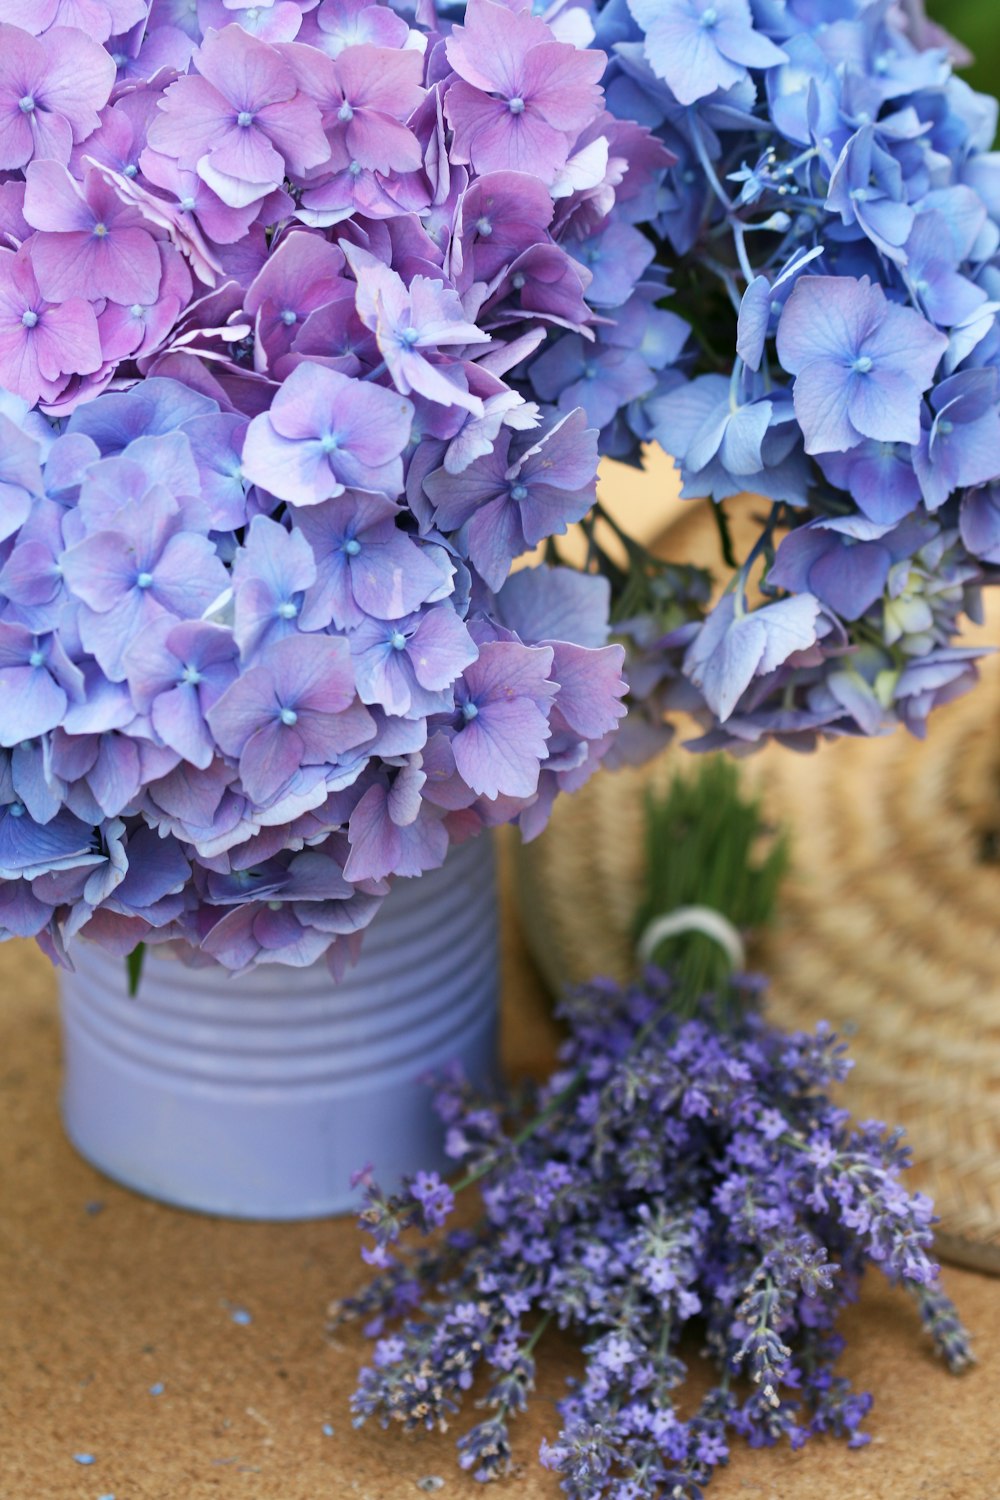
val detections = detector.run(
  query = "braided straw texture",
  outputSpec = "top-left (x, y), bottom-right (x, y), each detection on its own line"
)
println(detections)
top-left (517, 505), bottom-right (1000, 1274)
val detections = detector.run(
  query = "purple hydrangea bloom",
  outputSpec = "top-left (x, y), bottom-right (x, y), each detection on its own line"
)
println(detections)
top-left (0, 799), bottom-right (97, 883)
top-left (684, 590), bottom-right (823, 723)
top-left (960, 484), bottom-right (1000, 565)
top-left (0, 0), bottom-right (658, 965)
top-left (776, 276), bottom-right (948, 455)
top-left (300, 0), bottom-right (410, 60)
top-left (61, 485), bottom-right (229, 683)
top-left (567, 219), bottom-right (654, 308)
top-left (294, 494), bottom-right (448, 632)
top-left (459, 171), bottom-right (557, 285)
top-left (451, 639), bottom-right (557, 799)
top-left (350, 604), bottom-right (478, 719)
top-left (344, 772), bottom-right (450, 883)
top-left (904, 210), bottom-right (988, 330)
top-left (350, 255), bottom-right (491, 416)
top-left (138, 146), bottom-right (261, 247)
top-left (310, 43), bottom-right (425, 175)
top-left (207, 633), bottom-right (376, 805)
top-left (528, 328), bottom-right (657, 434)
top-left (243, 230), bottom-right (348, 373)
top-left (184, 411), bottom-right (249, 529)
top-left (241, 361), bottom-right (414, 504)
top-left (199, 847), bottom-right (376, 973)
top-left (0, 405), bottom-right (43, 540)
top-left (0, 623), bottom-right (83, 745)
top-left (9, 0), bottom-right (148, 43)
top-left (581, 0), bottom-right (999, 752)
top-left (627, 0), bottom-right (785, 107)
top-left (62, 376), bottom-right (215, 458)
top-left (9, 0), bottom-right (939, 972)
top-left (825, 124), bottom-right (915, 265)
top-left (231, 514), bottom-right (317, 656)
top-left (913, 369), bottom-right (1000, 512)
top-left (767, 515), bottom-right (901, 623)
top-left (423, 411), bottom-right (598, 590)
top-left (816, 441), bottom-right (923, 528)
top-left (0, 245), bottom-right (101, 407)
top-left (130, 620), bottom-right (239, 770)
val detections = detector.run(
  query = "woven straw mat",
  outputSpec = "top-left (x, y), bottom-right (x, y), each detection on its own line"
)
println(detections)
top-left (516, 498), bottom-right (1000, 1274)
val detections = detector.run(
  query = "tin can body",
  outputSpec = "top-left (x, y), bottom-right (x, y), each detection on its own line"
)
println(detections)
top-left (58, 836), bottom-right (498, 1219)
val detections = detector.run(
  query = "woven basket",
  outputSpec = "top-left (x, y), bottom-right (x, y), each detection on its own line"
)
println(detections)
top-left (517, 500), bottom-right (1000, 1274)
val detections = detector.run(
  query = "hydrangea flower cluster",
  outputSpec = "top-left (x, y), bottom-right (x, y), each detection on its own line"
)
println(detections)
top-left (1, 0), bottom-right (997, 976)
top-left (0, 374), bottom-right (635, 970)
top-left (0, 0), bottom-right (698, 968)
top-left (0, 0), bottom-right (670, 423)
top-left (343, 969), bottom-right (971, 1497)
top-left (539, 0), bottom-right (1000, 750)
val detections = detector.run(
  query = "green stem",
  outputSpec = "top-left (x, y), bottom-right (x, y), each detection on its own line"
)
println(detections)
top-left (523, 1309), bottom-right (553, 1358)
top-left (711, 500), bottom-right (739, 571)
top-left (449, 1069), bottom-right (589, 1195)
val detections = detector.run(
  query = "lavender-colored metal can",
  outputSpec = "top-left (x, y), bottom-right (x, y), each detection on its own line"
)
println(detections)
top-left (58, 835), bottom-right (498, 1220)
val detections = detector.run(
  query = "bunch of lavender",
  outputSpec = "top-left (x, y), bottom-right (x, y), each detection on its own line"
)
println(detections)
top-left (342, 763), bottom-right (971, 1498)
top-left (531, 0), bottom-right (1000, 751)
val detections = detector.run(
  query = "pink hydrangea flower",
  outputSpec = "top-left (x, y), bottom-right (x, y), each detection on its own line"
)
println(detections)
top-left (147, 23), bottom-right (329, 208)
top-left (0, 0), bottom-right (147, 42)
top-left (299, 0), bottom-right (410, 59)
top-left (445, 0), bottom-right (605, 183)
top-left (350, 252), bottom-right (491, 414)
top-left (0, 0), bottom-right (661, 972)
top-left (138, 147), bottom-right (260, 247)
top-left (0, 22), bottom-right (115, 170)
top-left (96, 245), bottom-right (193, 361)
top-left (23, 160), bottom-right (163, 306)
top-left (288, 42), bottom-right (425, 175)
top-left (197, 0), bottom-right (304, 44)
top-left (0, 243), bottom-right (101, 406)
top-left (243, 229), bottom-right (348, 372)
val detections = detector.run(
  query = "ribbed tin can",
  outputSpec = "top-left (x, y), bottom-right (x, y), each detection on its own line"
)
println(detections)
top-left (58, 835), bottom-right (498, 1220)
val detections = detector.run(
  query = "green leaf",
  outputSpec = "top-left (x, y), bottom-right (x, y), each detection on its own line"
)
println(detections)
top-left (126, 942), bottom-right (146, 999)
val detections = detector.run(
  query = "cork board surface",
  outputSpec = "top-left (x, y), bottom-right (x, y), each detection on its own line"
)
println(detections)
top-left (1, 840), bottom-right (998, 1500)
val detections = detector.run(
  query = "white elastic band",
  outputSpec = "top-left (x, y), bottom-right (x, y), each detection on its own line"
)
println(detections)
top-left (636, 905), bottom-right (746, 972)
